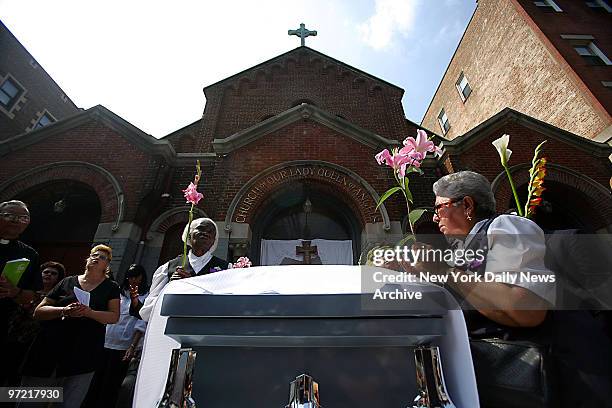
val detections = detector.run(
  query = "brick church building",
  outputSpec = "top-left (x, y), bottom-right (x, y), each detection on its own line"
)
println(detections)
top-left (1, 3), bottom-right (611, 281)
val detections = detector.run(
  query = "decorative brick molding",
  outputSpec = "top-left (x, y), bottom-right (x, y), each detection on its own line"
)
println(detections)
top-left (224, 160), bottom-right (391, 231)
top-left (492, 163), bottom-right (611, 228)
top-left (0, 161), bottom-right (125, 230)
top-left (147, 206), bottom-right (208, 240)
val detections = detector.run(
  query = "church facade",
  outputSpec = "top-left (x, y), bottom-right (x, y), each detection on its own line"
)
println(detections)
top-left (1, 25), bottom-right (611, 281)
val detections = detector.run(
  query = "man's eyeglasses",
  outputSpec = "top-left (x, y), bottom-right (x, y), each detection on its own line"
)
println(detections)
top-left (433, 198), bottom-right (464, 216)
top-left (0, 212), bottom-right (30, 223)
top-left (90, 253), bottom-right (110, 261)
top-left (42, 269), bottom-right (59, 276)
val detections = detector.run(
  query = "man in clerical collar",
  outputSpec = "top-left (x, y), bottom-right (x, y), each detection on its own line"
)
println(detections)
top-left (139, 218), bottom-right (228, 321)
top-left (0, 200), bottom-right (41, 386)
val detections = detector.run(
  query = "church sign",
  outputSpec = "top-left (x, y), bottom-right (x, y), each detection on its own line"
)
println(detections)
top-left (230, 162), bottom-right (381, 225)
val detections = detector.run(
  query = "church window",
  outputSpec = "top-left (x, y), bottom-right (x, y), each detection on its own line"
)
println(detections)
top-left (573, 42), bottom-right (612, 65)
top-left (534, 0), bottom-right (562, 11)
top-left (437, 108), bottom-right (450, 134)
top-left (455, 72), bottom-right (472, 102)
top-left (0, 76), bottom-right (24, 111)
top-left (34, 111), bottom-right (56, 129)
top-left (586, 0), bottom-right (612, 12)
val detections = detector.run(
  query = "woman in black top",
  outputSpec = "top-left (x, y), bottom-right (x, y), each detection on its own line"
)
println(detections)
top-left (20, 245), bottom-right (120, 408)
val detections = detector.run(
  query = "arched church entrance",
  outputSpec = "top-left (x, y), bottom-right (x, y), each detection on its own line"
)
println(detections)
top-left (251, 181), bottom-right (362, 266)
top-left (515, 180), bottom-right (605, 232)
top-left (17, 180), bottom-right (101, 275)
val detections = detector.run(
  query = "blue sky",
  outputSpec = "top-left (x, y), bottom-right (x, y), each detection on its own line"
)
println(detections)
top-left (0, 0), bottom-right (476, 137)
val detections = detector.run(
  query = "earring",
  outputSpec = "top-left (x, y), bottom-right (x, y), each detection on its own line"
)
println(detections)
top-left (466, 213), bottom-right (472, 221)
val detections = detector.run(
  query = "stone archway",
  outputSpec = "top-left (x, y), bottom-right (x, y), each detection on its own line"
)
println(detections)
top-left (224, 160), bottom-right (391, 230)
top-left (0, 161), bottom-right (125, 231)
top-left (147, 206), bottom-right (208, 267)
top-left (250, 179), bottom-right (363, 265)
top-left (492, 163), bottom-right (611, 232)
top-left (16, 180), bottom-right (101, 275)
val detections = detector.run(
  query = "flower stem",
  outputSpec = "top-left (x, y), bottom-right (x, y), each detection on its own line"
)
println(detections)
top-left (405, 198), bottom-right (415, 236)
top-left (504, 165), bottom-right (523, 217)
top-left (182, 204), bottom-right (194, 269)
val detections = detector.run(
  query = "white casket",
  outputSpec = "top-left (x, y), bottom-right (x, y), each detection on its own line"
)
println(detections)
top-left (134, 265), bottom-right (479, 407)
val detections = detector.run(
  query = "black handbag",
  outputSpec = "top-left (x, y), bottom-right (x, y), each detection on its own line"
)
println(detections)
top-left (469, 337), bottom-right (554, 408)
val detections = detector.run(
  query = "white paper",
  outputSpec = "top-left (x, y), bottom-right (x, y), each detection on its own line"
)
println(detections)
top-left (73, 286), bottom-right (90, 306)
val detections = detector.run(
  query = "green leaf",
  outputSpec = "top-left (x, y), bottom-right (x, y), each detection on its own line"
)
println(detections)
top-left (409, 209), bottom-right (427, 226)
top-left (403, 178), bottom-right (413, 203)
top-left (397, 233), bottom-right (416, 246)
top-left (376, 187), bottom-right (402, 210)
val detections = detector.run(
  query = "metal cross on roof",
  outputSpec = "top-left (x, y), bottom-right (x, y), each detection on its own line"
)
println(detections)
top-left (288, 23), bottom-right (317, 46)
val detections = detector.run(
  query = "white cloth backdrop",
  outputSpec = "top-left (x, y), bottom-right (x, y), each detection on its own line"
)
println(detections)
top-left (260, 239), bottom-right (353, 265)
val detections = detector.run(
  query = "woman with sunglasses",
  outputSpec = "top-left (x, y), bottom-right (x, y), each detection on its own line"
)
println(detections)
top-left (19, 245), bottom-right (120, 408)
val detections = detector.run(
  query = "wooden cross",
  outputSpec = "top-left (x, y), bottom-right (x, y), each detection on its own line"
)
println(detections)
top-left (288, 23), bottom-right (317, 46)
top-left (296, 240), bottom-right (318, 265)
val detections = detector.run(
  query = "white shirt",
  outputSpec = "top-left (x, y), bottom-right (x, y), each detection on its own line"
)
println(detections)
top-left (140, 250), bottom-right (229, 321)
top-left (105, 292), bottom-right (148, 350)
top-left (464, 214), bottom-right (556, 305)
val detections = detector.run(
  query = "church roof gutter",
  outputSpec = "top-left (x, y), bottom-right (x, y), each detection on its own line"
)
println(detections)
top-left (442, 107), bottom-right (612, 158)
top-left (0, 105), bottom-right (176, 162)
top-left (202, 46), bottom-right (404, 93)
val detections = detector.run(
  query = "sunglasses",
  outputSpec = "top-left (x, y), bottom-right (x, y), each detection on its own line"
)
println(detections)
top-left (90, 253), bottom-right (110, 261)
top-left (0, 212), bottom-right (30, 223)
top-left (433, 197), bottom-right (464, 216)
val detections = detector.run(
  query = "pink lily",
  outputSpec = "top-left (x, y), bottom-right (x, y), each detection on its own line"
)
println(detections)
top-left (400, 129), bottom-right (440, 158)
top-left (183, 182), bottom-right (203, 205)
top-left (375, 148), bottom-right (411, 176)
top-left (231, 256), bottom-right (252, 268)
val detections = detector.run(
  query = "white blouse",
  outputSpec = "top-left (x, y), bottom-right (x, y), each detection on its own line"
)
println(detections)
top-left (463, 214), bottom-right (556, 305)
top-left (105, 292), bottom-right (148, 350)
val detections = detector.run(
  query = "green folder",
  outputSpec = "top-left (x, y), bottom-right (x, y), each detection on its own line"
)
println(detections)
top-left (1, 258), bottom-right (30, 286)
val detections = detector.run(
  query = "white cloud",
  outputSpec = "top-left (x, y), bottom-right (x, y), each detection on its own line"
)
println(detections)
top-left (358, 0), bottom-right (420, 50)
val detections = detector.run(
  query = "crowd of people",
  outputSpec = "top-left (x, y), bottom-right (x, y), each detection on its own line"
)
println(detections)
top-left (1, 168), bottom-right (610, 408)
top-left (0, 199), bottom-right (228, 407)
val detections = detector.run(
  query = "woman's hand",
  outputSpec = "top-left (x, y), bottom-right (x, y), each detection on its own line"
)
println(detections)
top-left (129, 284), bottom-right (140, 303)
top-left (123, 344), bottom-right (136, 361)
top-left (63, 302), bottom-right (92, 318)
top-left (170, 267), bottom-right (192, 281)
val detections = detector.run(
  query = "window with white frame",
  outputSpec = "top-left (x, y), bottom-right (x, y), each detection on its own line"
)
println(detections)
top-left (455, 72), bottom-right (472, 102)
top-left (534, 0), bottom-right (563, 11)
top-left (437, 108), bottom-right (450, 134)
top-left (586, 0), bottom-right (612, 12)
top-left (0, 76), bottom-right (24, 111)
top-left (574, 42), bottom-right (612, 65)
top-left (33, 111), bottom-right (55, 129)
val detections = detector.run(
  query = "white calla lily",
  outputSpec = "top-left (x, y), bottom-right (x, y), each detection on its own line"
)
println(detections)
top-left (492, 134), bottom-right (512, 166)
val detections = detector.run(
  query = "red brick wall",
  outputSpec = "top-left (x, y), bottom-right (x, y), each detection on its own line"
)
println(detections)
top-left (165, 120), bottom-right (438, 225)
top-left (0, 120), bottom-right (162, 223)
top-left (0, 22), bottom-right (79, 140)
top-left (516, 0), bottom-right (612, 116)
top-left (446, 120), bottom-right (612, 227)
top-left (196, 48), bottom-right (411, 152)
top-left (421, 0), bottom-right (610, 140)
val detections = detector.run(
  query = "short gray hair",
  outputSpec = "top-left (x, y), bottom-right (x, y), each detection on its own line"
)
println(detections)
top-left (432, 171), bottom-right (496, 218)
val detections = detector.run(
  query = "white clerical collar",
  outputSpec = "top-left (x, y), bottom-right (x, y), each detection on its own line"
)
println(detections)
top-left (188, 249), bottom-right (213, 274)
top-left (0, 239), bottom-right (10, 245)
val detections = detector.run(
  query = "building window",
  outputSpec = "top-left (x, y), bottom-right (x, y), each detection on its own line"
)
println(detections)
top-left (34, 111), bottom-right (55, 129)
top-left (437, 108), bottom-right (450, 134)
top-left (534, 0), bottom-right (563, 11)
top-left (574, 42), bottom-right (612, 65)
top-left (0, 77), bottom-right (24, 111)
top-left (586, 0), bottom-right (612, 12)
top-left (455, 72), bottom-right (472, 102)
